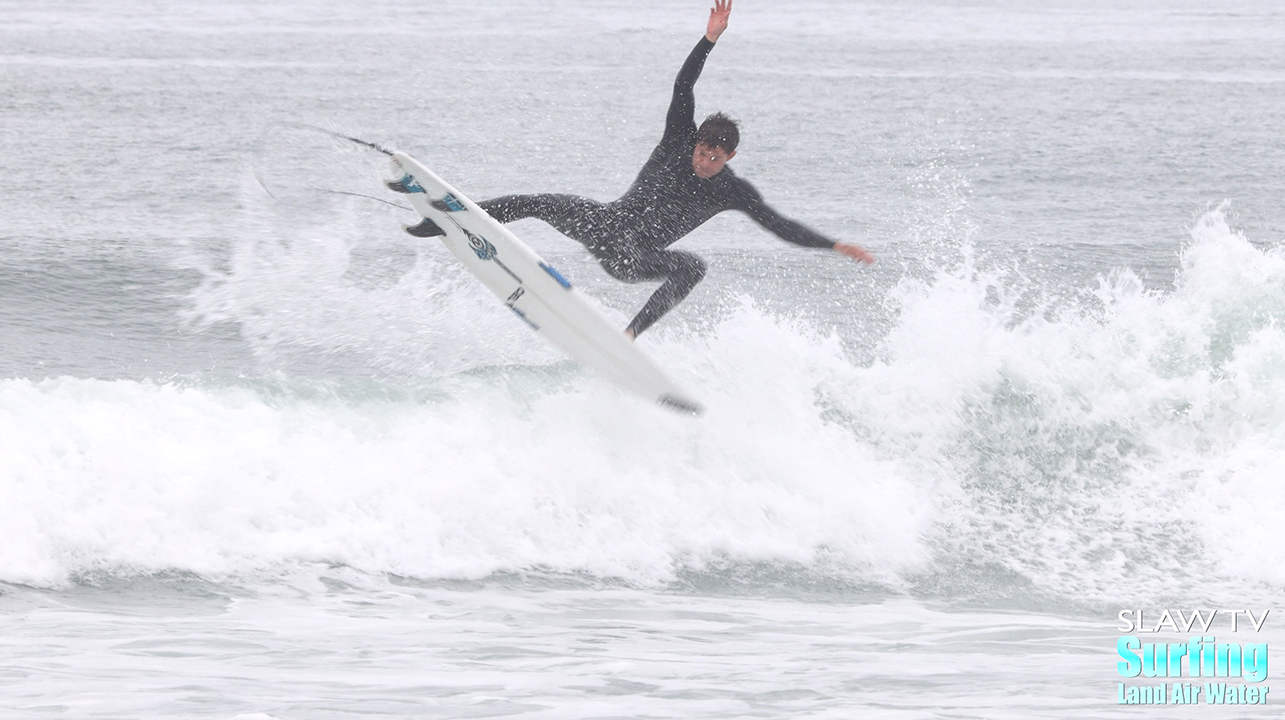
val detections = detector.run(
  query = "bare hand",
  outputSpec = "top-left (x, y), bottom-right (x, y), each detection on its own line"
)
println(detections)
top-left (835, 241), bottom-right (875, 264)
top-left (706, 0), bottom-right (731, 42)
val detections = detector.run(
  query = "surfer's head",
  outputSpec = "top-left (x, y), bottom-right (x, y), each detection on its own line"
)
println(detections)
top-left (692, 112), bottom-right (739, 179)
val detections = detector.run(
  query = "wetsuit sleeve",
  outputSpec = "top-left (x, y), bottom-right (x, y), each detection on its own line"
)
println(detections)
top-left (733, 179), bottom-right (839, 249)
top-left (663, 37), bottom-right (716, 143)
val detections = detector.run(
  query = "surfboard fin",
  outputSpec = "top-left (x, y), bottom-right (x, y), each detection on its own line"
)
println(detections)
top-left (404, 218), bottom-right (445, 238)
top-left (385, 176), bottom-right (424, 194)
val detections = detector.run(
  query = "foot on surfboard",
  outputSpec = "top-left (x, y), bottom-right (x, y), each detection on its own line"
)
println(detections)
top-left (404, 218), bottom-right (445, 238)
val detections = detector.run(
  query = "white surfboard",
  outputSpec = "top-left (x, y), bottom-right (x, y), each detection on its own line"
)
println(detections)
top-left (387, 151), bottom-right (702, 414)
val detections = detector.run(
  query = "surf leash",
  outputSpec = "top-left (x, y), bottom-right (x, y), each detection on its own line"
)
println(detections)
top-left (313, 188), bottom-right (410, 211)
top-left (253, 122), bottom-right (411, 210)
top-left (279, 122), bottom-right (396, 157)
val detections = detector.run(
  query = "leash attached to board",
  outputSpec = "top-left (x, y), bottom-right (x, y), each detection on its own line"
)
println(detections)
top-left (279, 122), bottom-right (396, 157)
top-left (253, 122), bottom-right (406, 209)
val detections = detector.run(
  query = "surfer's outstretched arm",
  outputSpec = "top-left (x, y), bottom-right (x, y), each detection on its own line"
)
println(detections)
top-left (663, 1), bottom-right (731, 143)
top-left (734, 179), bottom-right (875, 264)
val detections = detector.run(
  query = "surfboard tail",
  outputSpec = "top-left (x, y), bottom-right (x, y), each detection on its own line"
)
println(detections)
top-left (659, 394), bottom-right (704, 415)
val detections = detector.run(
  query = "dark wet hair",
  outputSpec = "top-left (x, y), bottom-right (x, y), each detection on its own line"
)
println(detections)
top-left (696, 112), bottom-right (740, 153)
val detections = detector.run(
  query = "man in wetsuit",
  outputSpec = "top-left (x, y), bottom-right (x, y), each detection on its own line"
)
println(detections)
top-left (408, 0), bottom-right (874, 338)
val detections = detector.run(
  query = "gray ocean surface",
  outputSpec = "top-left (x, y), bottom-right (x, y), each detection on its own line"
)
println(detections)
top-left (3, 0), bottom-right (1285, 717)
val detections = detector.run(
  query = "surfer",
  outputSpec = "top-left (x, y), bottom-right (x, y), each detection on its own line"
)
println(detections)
top-left (408, 0), bottom-right (874, 337)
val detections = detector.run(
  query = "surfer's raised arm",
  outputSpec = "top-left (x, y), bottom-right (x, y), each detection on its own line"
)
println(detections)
top-left (663, 1), bottom-right (731, 142)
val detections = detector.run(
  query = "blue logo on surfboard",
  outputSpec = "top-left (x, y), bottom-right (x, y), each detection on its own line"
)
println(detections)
top-left (465, 230), bottom-right (497, 260)
top-left (539, 262), bottom-right (572, 289)
top-left (509, 306), bottom-right (539, 330)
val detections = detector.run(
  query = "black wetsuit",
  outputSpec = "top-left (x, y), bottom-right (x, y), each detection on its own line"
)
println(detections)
top-left (481, 37), bottom-right (839, 336)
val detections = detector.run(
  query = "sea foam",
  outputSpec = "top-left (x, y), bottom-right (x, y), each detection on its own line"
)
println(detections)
top-left (5, 206), bottom-right (1283, 607)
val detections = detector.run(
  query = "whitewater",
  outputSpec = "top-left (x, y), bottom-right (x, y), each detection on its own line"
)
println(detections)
top-left (3, 0), bottom-right (1285, 717)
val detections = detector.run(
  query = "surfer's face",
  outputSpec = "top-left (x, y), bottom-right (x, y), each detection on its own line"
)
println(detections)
top-left (692, 143), bottom-right (735, 179)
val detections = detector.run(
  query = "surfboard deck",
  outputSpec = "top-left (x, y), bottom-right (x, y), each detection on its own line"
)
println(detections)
top-left (386, 151), bottom-right (702, 415)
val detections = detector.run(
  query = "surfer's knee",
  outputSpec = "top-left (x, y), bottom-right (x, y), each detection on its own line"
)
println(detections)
top-left (674, 254), bottom-right (707, 287)
top-left (691, 256), bottom-right (707, 280)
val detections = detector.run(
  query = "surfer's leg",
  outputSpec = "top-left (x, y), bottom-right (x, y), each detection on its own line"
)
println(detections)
top-left (402, 193), bottom-right (606, 240)
top-left (480, 194), bottom-right (612, 246)
top-left (601, 249), bottom-right (707, 337)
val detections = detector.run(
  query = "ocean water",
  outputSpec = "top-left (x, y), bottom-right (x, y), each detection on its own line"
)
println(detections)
top-left (3, 0), bottom-right (1285, 717)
